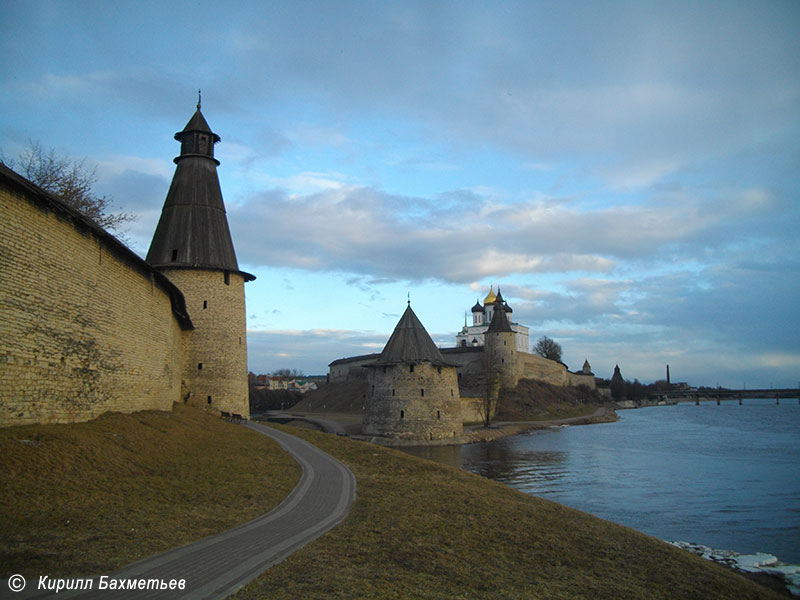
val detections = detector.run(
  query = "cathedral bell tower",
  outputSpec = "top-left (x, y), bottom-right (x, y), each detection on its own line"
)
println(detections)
top-left (147, 98), bottom-right (254, 416)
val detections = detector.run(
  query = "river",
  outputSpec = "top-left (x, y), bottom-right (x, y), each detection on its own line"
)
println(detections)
top-left (402, 399), bottom-right (800, 564)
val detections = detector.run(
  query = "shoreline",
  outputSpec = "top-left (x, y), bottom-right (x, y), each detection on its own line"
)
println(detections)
top-left (260, 406), bottom-right (799, 597)
top-left (259, 405), bottom-right (618, 447)
top-left (258, 408), bottom-right (797, 597)
top-left (668, 541), bottom-right (799, 597)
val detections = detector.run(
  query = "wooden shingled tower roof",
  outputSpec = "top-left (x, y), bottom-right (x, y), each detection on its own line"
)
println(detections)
top-left (146, 101), bottom-right (254, 280)
top-left (486, 290), bottom-right (513, 333)
top-left (371, 305), bottom-right (450, 367)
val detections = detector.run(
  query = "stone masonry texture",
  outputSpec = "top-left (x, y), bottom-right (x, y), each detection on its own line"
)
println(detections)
top-left (363, 362), bottom-right (463, 440)
top-left (0, 183), bottom-right (185, 426)
top-left (161, 268), bottom-right (249, 417)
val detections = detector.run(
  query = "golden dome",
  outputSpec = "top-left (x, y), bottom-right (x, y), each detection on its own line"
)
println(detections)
top-left (483, 286), bottom-right (497, 305)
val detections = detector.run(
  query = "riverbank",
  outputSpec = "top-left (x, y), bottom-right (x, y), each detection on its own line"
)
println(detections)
top-left (1, 407), bottom-right (784, 598)
top-left (669, 542), bottom-right (799, 596)
top-left (260, 405), bottom-right (618, 447)
top-left (443, 400), bottom-right (800, 597)
top-left (232, 423), bottom-right (783, 599)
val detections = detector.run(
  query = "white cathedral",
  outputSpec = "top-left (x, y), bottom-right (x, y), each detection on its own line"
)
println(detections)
top-left (456, 286), bottom-right (530, 352)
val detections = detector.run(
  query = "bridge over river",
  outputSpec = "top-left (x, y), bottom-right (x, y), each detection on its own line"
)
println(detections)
top-left (651, 388), bottom-right (800, 404)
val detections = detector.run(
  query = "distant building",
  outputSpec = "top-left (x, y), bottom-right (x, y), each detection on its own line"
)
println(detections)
top-left (332, 289), bottom-right (597, 433)
top-left (456, 286), bottom-right (530, 352)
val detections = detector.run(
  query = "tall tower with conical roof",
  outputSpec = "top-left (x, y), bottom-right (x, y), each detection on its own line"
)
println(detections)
top-left (486, 289), bottom-right (518, 391)
top-left (363, 304), bottom-right (462, 440)
top-left (147, 100), bottom-right (254, 416)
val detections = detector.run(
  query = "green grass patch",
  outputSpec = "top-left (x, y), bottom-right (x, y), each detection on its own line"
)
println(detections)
top-left (0, 404), bottom-right (301, 576)
top-left (233, 425), bottom-right (782, 600)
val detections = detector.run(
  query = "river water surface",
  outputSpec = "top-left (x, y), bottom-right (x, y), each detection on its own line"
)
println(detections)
top-left (403, 399), bottom-right (800, 563)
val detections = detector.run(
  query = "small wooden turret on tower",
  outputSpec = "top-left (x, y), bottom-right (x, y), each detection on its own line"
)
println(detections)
top-left (147, 98), bottom-right (254, 417)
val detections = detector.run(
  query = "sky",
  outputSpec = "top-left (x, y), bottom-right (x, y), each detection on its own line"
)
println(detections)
top-left (2, 1), bottom-right (799, 388)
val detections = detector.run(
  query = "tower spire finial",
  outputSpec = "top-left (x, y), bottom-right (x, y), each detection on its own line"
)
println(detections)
top-left (407, 291), bottom-right (411, 306)
top-left (197, 88), bottom-right (201, 110)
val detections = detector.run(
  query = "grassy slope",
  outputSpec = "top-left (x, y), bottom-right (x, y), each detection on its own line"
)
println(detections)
top-left (234, 425), bottom-right (781, 600)
top-left (496, 378), bottom-right (611, 421)
top-left (0, 404), bottom-right (301, 575)
top-left (291, 380), bottom-right (368, 414)
top-left (0, 410), bottom-right (782, 599)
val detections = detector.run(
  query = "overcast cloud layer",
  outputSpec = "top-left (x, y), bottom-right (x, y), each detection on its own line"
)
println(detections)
top-left (2, 1), bottom-right (798, 387)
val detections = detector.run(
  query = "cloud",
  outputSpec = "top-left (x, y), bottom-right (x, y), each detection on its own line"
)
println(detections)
top-left (5, 2), bottom-right (799, 192)
top-left (2, 1), bottom-right (797, 388)
top-left (217, 2), bottom-right (799, 187)
top-left (247, 328), bottom-right (386, 374)
top-left (229, 181), bottom-right (784, 284)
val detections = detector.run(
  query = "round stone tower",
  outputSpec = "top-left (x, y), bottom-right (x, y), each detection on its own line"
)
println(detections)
top-left (485, 290), bottom-right (518, 392)
top-left (363, 304), bottom-right (462, 440)
top-left (146, 99), bottom-right (254, 416)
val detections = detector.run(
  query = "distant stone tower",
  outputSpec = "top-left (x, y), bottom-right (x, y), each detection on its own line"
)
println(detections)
top-left (610, 364), bottom-right (625, 399)
top-left (146, 100), bottom-right (254, 416)
top-left (363, 304), bottom-right (462, 440)
top-left (485, 290), bottom-right (517, 392)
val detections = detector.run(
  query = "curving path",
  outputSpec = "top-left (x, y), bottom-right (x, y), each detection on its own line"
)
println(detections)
top-left (13, 423), bottom-right (355, 600)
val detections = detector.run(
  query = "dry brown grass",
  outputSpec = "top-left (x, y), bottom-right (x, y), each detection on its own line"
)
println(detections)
top-left (233, 425), bottom-right (783, 600)
top-left (0, 404), bottom-right (301, 576)
top-left (0, 408), bottom-right (783, 599)
top-left (497, 378), bottom-right (610, 421)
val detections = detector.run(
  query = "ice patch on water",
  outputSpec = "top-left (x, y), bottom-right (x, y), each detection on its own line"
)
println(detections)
top-left (669, 541), bottom-right (800, 596)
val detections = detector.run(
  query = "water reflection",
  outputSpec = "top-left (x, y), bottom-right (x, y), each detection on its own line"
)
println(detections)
top-left (401, 435), bottom-right (569, 486)
top-left (463, 438), bottom-right (568, 485)
top-left (399, 402), bottom-right (800, 563)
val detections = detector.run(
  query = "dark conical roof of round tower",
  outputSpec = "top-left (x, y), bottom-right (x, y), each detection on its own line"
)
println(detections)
top-left (146, 104), bottom-right (254, 280)
top-left (487, 295), bottom-right (513, 333)
top-left (371, 305), bottom-right (449, 366)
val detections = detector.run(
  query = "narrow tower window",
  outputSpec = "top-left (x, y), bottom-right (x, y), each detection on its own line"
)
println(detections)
top-left (207, 396), bottom-right (212, 404)
top-left (392, 389), bottom-right (395, 396)
top-left (409, 364), bottom-right (415, 373)
top-left (400, 410), bottom-right (404, 419)
top-left (437, 410), bottom-right (441, 420)
top-left (198, 362), bottom-right (203, 370)
top-left (171, 249), bottom-right (178, 261)
top-left (203, 300), bottom-right (208, 309)
top-left (420, 388), bottom-right (425, 397)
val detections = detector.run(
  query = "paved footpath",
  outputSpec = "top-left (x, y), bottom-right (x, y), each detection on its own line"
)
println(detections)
top-left (7, 423), bottom-right (355, 600)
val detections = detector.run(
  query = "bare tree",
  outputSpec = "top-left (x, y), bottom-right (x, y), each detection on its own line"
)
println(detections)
top-left (272, 368), bottom-right (304, 379)
top-left (478, 350), bottom-right (499, 428)
top-left (2, 140), bottom-right (135, 235)
top-left (534, 336), bottom-right (563, 362)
